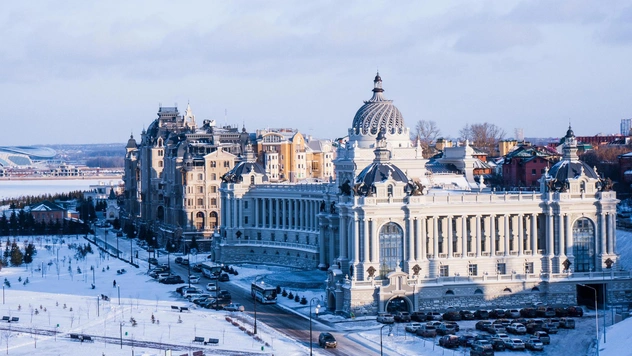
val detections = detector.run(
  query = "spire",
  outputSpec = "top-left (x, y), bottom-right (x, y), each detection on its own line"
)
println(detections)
top-left (562, 124), bottom-right (578, 161)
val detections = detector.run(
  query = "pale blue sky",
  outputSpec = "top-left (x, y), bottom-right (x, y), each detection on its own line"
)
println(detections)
top-left (1, 1), bottom-right (632, 145)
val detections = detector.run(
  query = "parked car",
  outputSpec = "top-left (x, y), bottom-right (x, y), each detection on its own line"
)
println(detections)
top-left (504, 339), bottom-right (525, 351)
top-left (525, 337), bottom-right (545, 351)
top-left (542, 322), bottom-right (558, 334)
top-left (475, 321), bottom-right (493, 331)
top-left (218, 273), bottom-right (230, 282)
top-left (436, 323), bottom-right (457, 336)
top-left (489, 309), bottom-right (506, 319)
top-left (458, 334), bottom-right (477, 347)
top-left (489, 324), bottom-right (506, 334)
top-left (566, 306), bottom-right (584, 317)
top-left (319, 332), bottom-right (337, 348)
top-left (405, 322), bottom-right (423, 333)
top-left (443, 311), bottom-right (462, 321)
top-left (189, 275), bottom-right (200, 284)
top-left (148, 258), bottom-right (158, 265)
top-left (377, 313), bottom-right (395, 324)
top-left (471, 339), bottom-right (492, 349)
top-left (470, 344), bottom-right (494, 356)
top-left (520, 307), bottom-right (537, 318)
top-left (191, 264), bottom-right (202, 273)
top-left (182, 259), bottom-right (189, 265)
top-left (217, 290), bottom-right (232, 300)
top-left (174, 256), bottom-right (183, 264)
top-left (394, 311), bottom-right (411, 323)
top-left (475, 309), bottom-right (490, 319)
top-left (206, 282), bottom-right (218, 291)
top-left (416, 325), bottom-right (437, 338)
top-left (533, 331), bottom-right (550, 345)
top-left (159, 275), bottom-right (184, 284)
top-left (426, 311), bottom-right (443, 321)
top-left (507, 323), bottom-right (527, 335)
top-left (439, 335), bottom-right (460, 348)
top-left (559, 317), bottom-right (576, 329)
top-left (224, 303), bottom-right (244, 312)
top-left (489, 338), bottom-right (506, 352)
top-left (460, 310), bottom-right (476, 320)
top-left (411, 311), bottom-right (427, 322)
top-left (506, 309), bottom-right (521, 318)
top-left (494, 333), bottom-right (510, 343)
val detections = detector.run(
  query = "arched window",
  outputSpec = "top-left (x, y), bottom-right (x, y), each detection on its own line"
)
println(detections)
top-left (387, 184), bottom-right (394, 197)
top-left (250, 175), bottom-right (255, 185)
top-left (445, 290), bottom-right (455, 295)
top-left (573, 217), bottom-right (596, 272)
top-left (379, 222), bottom-right (403, 278)
top-left (198, 173), bottom-right (203, 180)
top-left (209, 211), bottom-right (218, 229)
top-left (195, 211), bottom-right (204, 230)
top-left (210, 198), bottom-right (217, 206)
top-left (211, 173), bottom-right (216, 180)
top-left (197, 198), bottom-right (203, 206)
top-left (474, 288), bottom-right (484, 295)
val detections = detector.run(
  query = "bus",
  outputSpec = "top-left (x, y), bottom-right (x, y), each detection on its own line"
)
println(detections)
top-left (199, 262), bottom-right (222, 279)
top-left (251, 280), bottom-right (278, 304)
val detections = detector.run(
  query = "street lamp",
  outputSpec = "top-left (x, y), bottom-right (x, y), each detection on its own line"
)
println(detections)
top-left (117, 285), bottom-right (121, 306)
top-left (380, 324), bottom-right (393, 356)
top-left (119, 321), bottom-right (125, 349)
top-left (579, 284), bottom-right (599, 356)
top-left (309, 297), bottom-right (320, 356)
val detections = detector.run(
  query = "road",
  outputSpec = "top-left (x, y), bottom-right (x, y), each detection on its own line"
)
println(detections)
top-left (92, 230), bottom-right (381, 355)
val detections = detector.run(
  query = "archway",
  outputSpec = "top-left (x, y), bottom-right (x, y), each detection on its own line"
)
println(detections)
top-left (209, 211), bottom-right (218, 229)
top-left (195, 211), bottom-right (204, 230)
top-left (328, 292), bottom-right (336, 312)
top-left (156, 206), bottom-right (164, 221)
top-left (386, 296), bottom-right (410, 313)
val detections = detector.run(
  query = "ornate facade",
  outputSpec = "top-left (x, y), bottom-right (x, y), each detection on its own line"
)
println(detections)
top-left (217, 73), bottom-right (632, 315)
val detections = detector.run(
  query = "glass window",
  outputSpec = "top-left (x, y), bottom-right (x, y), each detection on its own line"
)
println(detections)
top-left (573, 217), bottom-right (595, 272)
top-left (468, 264), bottom-right (478, 276)
top-left (440, 265), bottom-right (449, 277)
top-left (497, 263), bottom-right (506, 275)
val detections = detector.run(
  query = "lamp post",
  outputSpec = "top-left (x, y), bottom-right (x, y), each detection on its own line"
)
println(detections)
top-left (309, 297), bottom-right (320, 356)
top-left (119, 321), bottom-right (125, 349)
top-left (104, 229), bottom-right (108, 253)
top-left (117, 285), bottom-right (121, 306)
top-left (97, 295), bottom-right (100, 317)
top-left (380, 324), bottom-right (393, 356)
top-left (116, 230), bottom-right (120, 258)
top-left (579, 284), bottom-right (599, 356)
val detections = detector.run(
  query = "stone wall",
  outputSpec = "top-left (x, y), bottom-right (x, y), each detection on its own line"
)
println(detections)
top-left (218, 245), bottom-right (319, 269)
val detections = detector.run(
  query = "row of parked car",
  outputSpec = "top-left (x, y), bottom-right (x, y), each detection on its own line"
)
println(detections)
top-left (379, 305), bottom-right (584, 325)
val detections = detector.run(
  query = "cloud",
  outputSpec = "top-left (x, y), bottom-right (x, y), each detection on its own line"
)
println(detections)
top-left (452, 22), bottom-right (541, 53)
top-left (595, 5), bottom-right (632, 45)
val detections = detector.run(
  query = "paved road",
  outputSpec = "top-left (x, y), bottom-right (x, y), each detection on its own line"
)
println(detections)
top-left (92, 231), bottom-right (382, 355)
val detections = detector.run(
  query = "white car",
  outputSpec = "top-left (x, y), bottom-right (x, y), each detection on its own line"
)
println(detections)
top-left (206, 282), bottom-right (217, 291)
top-left (189, 275), bottom-right (200, 284)
top-left (224, 303), bottom-right (244, 312)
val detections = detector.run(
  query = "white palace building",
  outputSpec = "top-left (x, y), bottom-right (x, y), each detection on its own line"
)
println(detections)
top-left (216, 73), bottom-right (632, 315)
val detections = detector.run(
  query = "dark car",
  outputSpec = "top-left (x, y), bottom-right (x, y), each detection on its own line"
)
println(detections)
top-left (218, 273), bottom-right (230, 282)
top-left (439, 335), bottom-right (460, 348)
top-left (411, 311), bottom-right (427, 322)
top-left (566, 306), bottom-right (584, 317)
top-left (458, 334), bottom-right (476, 347)
top-left (489, 338), bottom-right (506, 352)
top-left (559, 317), bottom-right (576, 329)
top-left (475, 310), bottom-right (490, 319)
top-left (520, 308), bottom-right (537, 318)
top-left (443, 311), bottom-right (462, 321)
top-left (489, 309), bottom-right (506, 319)
top-left (159, 275), bottom-right (184, 284)
top-left (319, 332), bottom-right (337, 348)
top-left (217, 290), bottom-right (232, 300)
top-left (436, 323), bottom-right (457, 336)
top-left (460, 310), bottom-right (476, 320)
top-left (470, 344), bottom-right (494, 356)
top-left (525, 337), bottom-right (545, 351)
top-left (394, 312), bottom-right (411, 323)
top-left (148, 258), bottom-right (158, 265)
top-left (191, 264), bottom-right (202, 273)
top-left (174, 256), bottom-right (183, 264)
top-left (475, 320), bottom-right (493, 331)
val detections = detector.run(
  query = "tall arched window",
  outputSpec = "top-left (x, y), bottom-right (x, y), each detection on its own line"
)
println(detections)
top-left (573, 217), bottom-right (595, 272)
top-left (379, 222), bottom-right (403, 278)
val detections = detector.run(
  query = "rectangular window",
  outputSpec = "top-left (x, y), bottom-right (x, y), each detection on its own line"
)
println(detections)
top-left (244, 201), bottom-right (248, 209)
top-left (497, 263), bottom-right (507, 275)
top-left (244, 216), bottom-right (248, 225)
top-left (257, 232), bottom-right (262, 240)
top-left (198, 186), bottom-right (203, 193)
top-left (531, 169), bottom-right (536, 175)
top-left (525, 262), bottom-right (534, 274)
top-left (271, 233), bottom-right (275, 241)
top-left (440, 265), bottom-right (449, 277)
top-left (210, 161), bottom-right (216, 168)
top-left (469, 264), bottom-right (478, 276)
top-left (224, 161), bottom-right (230, 167)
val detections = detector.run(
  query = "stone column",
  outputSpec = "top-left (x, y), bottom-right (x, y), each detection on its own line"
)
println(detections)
top-left (254, 198), bottom-right (259, 227)
top-left (328, 225), bottom-right (335, 264)
top-left (319, 222), bottom-right (326, 268)
top-left (547, 210), bottom-right (554, 257)
top-left (407, 216), bottom-right (414, 262)
top-left (518, 214), bottom-right (524, 256)
top-left (558, 213), bottom-right (565, 257)
top-left (447, 216), bottom-right (453, 259)
top-left (610, 213), bottom-right (616, 254)
top-left (531, 213), bottom-right (538, 254)
top-left (504, 214), bottom-right (510, 257)
top-left (363, 218), bottom-right (370, 262)
top-left (462, 216), bottom-right (468, 257)
top-left (418, 217), bottom-right (426, 261)
top-left (353, 215), bottom-right (359, 263)
top-left (432, 216), bottom-right (439, 259)
top-left (490, 215), bottom-right (496, 257)
top-left (565, 213), bottom-right (572, 256)
top-left (600, 213), bottom-right (607, 256)
top-left (475, 215), bottom-right (482, 257)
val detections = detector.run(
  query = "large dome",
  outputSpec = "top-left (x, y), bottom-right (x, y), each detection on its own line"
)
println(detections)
top-left (351, 73), bottom-right (405, 136)
top-left (548, 160), bottom-right (599, 181)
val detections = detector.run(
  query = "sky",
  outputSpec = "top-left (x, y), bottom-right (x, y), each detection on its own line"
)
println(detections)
top-left (2, 1), bottom-right (632, 146)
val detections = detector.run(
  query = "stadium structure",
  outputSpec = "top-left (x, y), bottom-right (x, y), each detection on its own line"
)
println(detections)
top-left (0, 146), bottom-right (57, 168)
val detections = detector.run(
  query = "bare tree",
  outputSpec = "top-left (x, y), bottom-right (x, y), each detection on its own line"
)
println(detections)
top-left (459, 122), bottom-right (506, 155)
top-left (410, 120), bottom-right (441, 158)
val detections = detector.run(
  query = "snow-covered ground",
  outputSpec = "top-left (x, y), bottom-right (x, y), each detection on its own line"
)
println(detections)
top-left (1, 229), bottom-right (632, 355)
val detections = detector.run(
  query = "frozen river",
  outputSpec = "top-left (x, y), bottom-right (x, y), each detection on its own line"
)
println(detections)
top-left (0, 178), bottom-right (121, 200)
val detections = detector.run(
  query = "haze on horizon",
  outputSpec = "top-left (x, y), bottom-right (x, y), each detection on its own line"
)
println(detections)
top-left (2, 1), bottom-right (632, 146)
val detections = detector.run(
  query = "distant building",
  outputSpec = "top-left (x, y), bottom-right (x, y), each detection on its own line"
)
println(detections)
top-left (621, 118), bottom-right (632, 136)
top-left (502, 144), bottom-right (560, 188)
top-left (29, 201), bottom-right (79, 223)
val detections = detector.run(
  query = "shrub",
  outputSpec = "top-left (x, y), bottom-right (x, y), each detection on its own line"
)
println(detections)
top-left (294, 295), bottom-right (300, 302)
top-left (282, 289), bottom-right (287, 297)
top-left (300, 297), bottom-right (307, 305)
top-left (276, 285), bottom-right (282, 294)
top-left (288, 292), bottom-right (294, 299)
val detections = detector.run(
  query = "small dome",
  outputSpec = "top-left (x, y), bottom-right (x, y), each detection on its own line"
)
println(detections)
top-left (566, 125), bottom-right (575, 138)
top-left (126, 134), bottom-right (137, 149)
top-left (548, 160), bottom-right (598, 181)
top-left (351, 73), bottom-right (405, 136)
top-left (221, 161), bottom-right (267, 183)
top-left (355, 162), bottom-right (408, 187)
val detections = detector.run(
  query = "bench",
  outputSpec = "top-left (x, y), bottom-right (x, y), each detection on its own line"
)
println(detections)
top-left (171, 305), bottom-right (181, 311)
top-left (206, 338), bottom-right (219, 345)
top-left (193, 336), bottom-right (205, 344)
top-left (192, 351), bottom-right (204, 356)
top-left (180, 307), bottom-right (189, 312)
top-left (1, 316), bottom-right (9, 322)
top-left (81, 335), bottom-right (93, 342)
top-left (9, 317), bottom-right (18, 323)
top-left (69, 333), bottom-right (80, 341)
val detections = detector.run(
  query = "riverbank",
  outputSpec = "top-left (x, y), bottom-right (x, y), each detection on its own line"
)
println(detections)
top-left (0, 175), bottom-right (122, 181)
